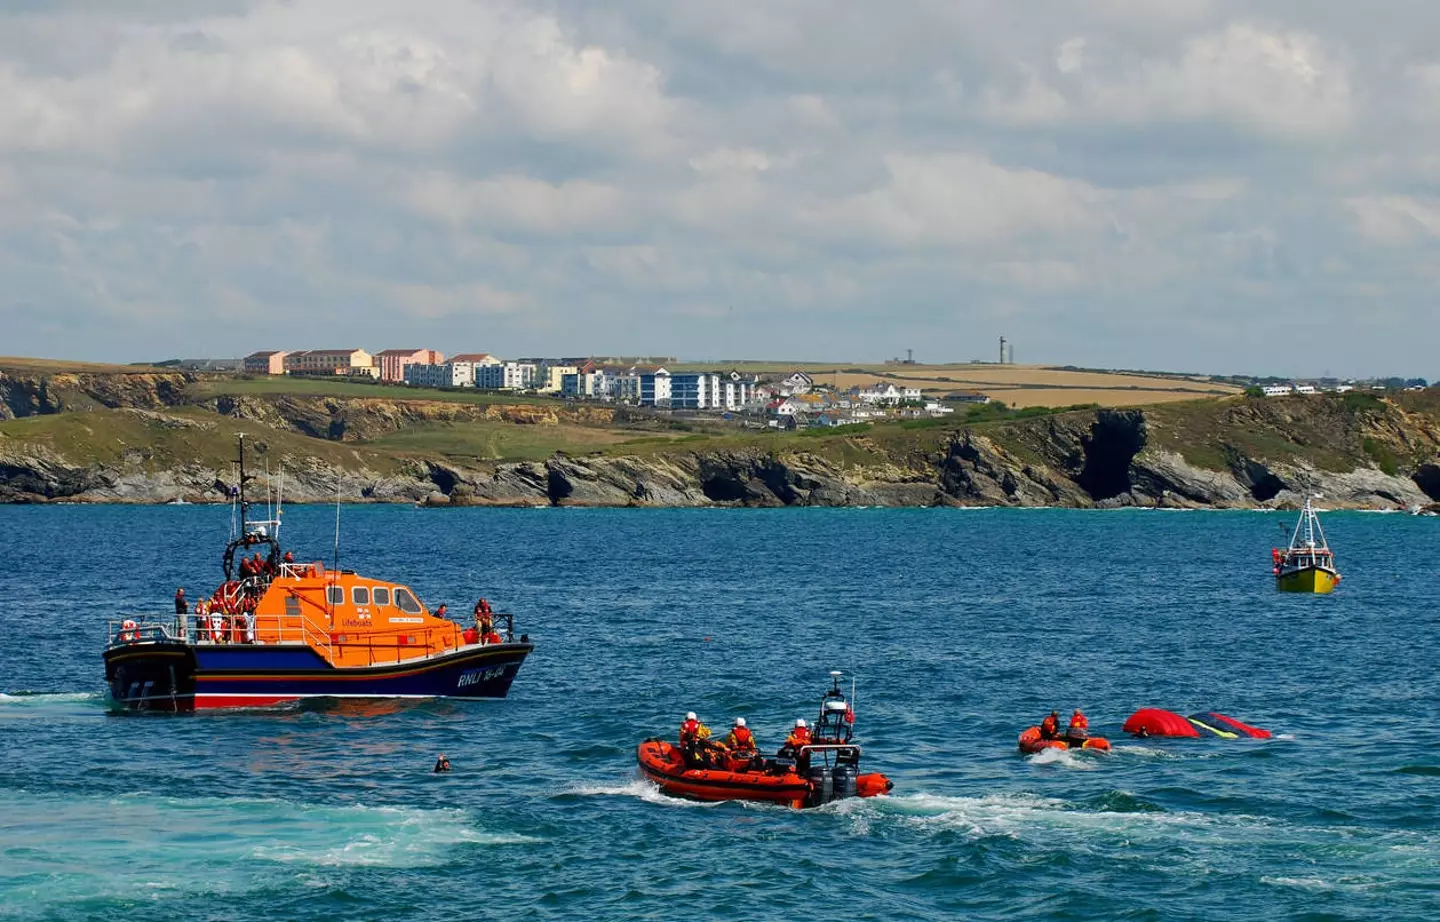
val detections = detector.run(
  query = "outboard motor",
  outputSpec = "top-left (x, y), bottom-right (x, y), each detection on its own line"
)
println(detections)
top-left (807, 763), bottom-right (833, 807)
top-left (832, 763), bottom-right (857, 800)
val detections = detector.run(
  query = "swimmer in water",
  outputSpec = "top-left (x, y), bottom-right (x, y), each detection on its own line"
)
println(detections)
top-left (433, 753), bottom-right (451, 773)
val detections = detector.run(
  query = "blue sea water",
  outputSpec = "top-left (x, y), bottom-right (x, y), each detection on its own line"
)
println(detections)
top-left (0, 504), bottom-right (1437, 921)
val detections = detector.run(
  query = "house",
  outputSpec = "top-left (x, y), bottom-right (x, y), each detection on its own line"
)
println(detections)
top-left (475, 361), bottom-right (538, 390)
top-left (404, 361), bottom-right (475, 388)
top-left (1261, 384), bottom-right (1294, 397)
top-left (924, 401), bottom-right (954, 415)
top-left (1294, 384), bottom-right (1317, 395)
top-left (767, 398), bottom-right (801, 417)
top-left (779, 371), bottom-right (814, 395)
top-left (855, 383), bottom-right (922, 405)
top-left (284, 349), bottom-right (377, 377)
top-left (948, 391), bottom-right (991, 404)
top-left (243, 351), bottom-right (288, 375)
top-left (376, 349), bottom-right (444, 383)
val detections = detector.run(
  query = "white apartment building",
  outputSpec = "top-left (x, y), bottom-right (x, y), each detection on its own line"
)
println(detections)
top-left (475, 361), bottom-right (538, 390)
top-left (404, 361), bottom-right (475, 388)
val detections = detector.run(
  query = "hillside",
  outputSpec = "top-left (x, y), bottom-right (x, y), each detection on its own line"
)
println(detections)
top-left (1, 362), bottom-right (1437, 509)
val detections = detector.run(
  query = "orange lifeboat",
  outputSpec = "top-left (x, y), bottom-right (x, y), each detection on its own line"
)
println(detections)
top-left (102, 436), bottom-right (534, 711)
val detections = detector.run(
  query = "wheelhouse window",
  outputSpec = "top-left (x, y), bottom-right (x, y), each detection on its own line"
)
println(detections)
top-left (352, 586), bottom-right (371, 606)
top-left (372, 587), bottom-right (391, 607)
top-left (394, 588), bottom-right (422, 614)
top-left (327, 586), bottom-right (344, 605)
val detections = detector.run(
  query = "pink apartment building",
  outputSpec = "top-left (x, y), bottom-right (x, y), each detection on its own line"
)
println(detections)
top-left (377, 349), bottom-right (444, 383)
top-left (242, 350), bottom-right (289, 375)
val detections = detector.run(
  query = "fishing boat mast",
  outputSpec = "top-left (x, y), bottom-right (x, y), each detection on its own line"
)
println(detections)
top-left (1288, 495), bottom-right (1328, 552)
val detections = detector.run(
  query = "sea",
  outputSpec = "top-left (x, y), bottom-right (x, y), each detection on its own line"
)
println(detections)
top-left (0, 504), bottom-right (1436, 921)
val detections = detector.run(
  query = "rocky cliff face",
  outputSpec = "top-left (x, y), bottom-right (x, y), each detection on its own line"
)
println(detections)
top-left (0, 370), bottom-right (196, 419)
top-left (3, 369), bottom-right (1439, 510)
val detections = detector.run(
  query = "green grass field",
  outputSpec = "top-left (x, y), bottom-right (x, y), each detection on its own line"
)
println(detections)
top-left (365, 421), bottom-right (700, 461)
top-left (189, 376), bottom-right (561, 407)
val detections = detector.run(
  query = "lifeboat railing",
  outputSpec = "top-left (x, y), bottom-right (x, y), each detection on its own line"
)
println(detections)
top-left (111, 604), bottom-right (519, 666)
top-left (105, 616), bottom-right (187, 648)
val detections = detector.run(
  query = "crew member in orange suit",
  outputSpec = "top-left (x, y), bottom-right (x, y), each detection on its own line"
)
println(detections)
top-left (1040, 710), bottom-right (1060, 740)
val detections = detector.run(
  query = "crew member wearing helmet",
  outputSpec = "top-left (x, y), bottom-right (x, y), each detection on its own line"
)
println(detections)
top-left (1067, 708), bottom-right (1089, 739)
top-left (679, 712), bottom-right (701, 746)
top-left (785, 718), bottom-right (811, 750)
top-left (725, 717), bottom-right (756, 754)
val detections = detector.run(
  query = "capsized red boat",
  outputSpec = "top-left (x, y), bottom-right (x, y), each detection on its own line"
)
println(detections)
top-left (1123, 708), bottom-right (1271, 739)
top-left (636, 672), bottom-right (893, 808)
top-left (1018, 726), bottom-right (1111, 754)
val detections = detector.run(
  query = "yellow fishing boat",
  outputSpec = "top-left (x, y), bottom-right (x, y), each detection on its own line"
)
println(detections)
top-left (1271, 496), bottom-right (1341, 594)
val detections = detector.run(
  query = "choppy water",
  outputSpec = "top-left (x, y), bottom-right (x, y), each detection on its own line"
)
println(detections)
top-left (1, 505), bottom-right (1437, 921)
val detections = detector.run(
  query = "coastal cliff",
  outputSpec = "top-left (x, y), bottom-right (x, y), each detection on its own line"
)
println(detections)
top-left (2, 367), bottom-right (1438, 510)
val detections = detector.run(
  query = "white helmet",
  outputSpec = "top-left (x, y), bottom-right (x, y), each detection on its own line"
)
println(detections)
top-left (795, 718), bottom-right (807, 728)
top-left (734, 717), bottom-right (746, 727)
top-left (685, 712), bottom-right (697, 721)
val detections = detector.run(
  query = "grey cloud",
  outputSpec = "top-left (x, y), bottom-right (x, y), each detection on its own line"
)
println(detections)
top-left (0, 0), bottom-right (1436, 375)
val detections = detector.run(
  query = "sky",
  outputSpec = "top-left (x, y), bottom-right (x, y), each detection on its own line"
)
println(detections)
top-left (0, 1), bottom-right (1437, 378)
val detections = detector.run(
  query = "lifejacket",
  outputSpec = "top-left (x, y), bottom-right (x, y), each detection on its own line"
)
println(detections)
top-left (679, 718), bottom-right (700, 743)
top-left (786, 728), bottom-right (811, 749)
top-left (727, 727), bottom-right (755, 751)
top-left (1040, 716), bottom-right (1059, 738)
top-left (1069, 712), bottom-right (1089, 730)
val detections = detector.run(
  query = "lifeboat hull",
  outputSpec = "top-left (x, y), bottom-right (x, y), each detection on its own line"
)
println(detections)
top-left (1018, 726), bottom-right (1111, 754)
top-left (103, 639), bottom-right (533, 712)
top-left (1122, 708), bottom-right (1271, 739)
top-left (1276, 565), bottom-right (1339, 594)
top-left (636, 741), bottom-right (891, 808)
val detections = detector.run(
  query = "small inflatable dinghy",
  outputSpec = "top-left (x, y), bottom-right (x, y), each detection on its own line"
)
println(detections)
top-left (1018, 726), bottom-right (1111, 754)
top-left (637, 672), bottom-right (892, 808)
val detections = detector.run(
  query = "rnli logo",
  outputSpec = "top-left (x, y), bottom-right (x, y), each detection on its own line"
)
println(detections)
top-left (458, 666), bottom-right (505, 688)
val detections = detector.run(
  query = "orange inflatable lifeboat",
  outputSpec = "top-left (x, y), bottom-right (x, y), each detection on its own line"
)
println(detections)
top-left (1018, 726), bottom-right (1111, 754)
top-left (637, 672), bottom-right (893, 809)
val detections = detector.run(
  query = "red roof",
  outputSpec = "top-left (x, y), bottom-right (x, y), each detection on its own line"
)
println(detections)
top-left (450, 353), bottom-right (495, 362)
